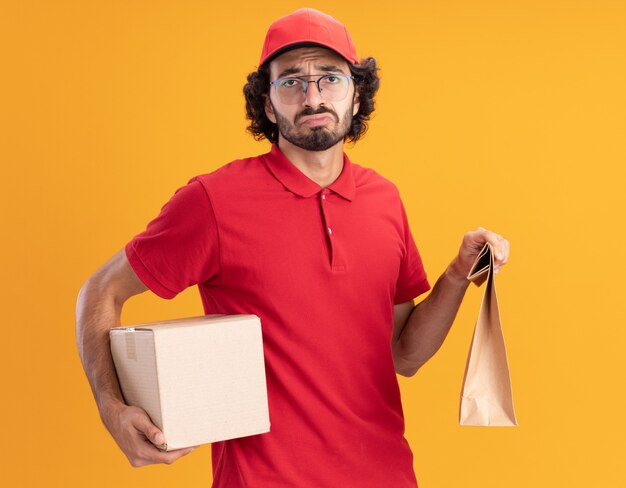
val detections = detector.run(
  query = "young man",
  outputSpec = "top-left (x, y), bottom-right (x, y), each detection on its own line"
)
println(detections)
top-left (76, 8), bottom-right (509, 487)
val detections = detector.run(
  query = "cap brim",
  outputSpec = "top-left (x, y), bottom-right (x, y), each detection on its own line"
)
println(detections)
top-left (260, 41), bottom-right (353, 67)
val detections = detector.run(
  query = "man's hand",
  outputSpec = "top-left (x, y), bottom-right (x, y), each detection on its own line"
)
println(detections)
top-left (102, 401), bottom-right (197, 468)
top-left (77, 250), bottom-right (198, 467)
top-left (448, 227), bottom-right (510, 282)
top-left (392, 227), bottom-right (510, 375)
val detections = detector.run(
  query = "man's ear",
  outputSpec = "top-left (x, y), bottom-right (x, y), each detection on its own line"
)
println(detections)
top-left (352, 86), bottom-right (360, 116)
top-left (264, 94), bottom-right (277, 123)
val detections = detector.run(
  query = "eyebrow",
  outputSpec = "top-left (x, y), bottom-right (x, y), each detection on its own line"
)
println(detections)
top-left (277, 64), bottom-right (347, 79)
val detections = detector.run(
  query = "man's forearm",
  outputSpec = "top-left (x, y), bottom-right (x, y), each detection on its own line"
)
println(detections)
top-left (75, 279), bottom-right (126, 418)
top-left (394, 264), bottom-right (470, 376)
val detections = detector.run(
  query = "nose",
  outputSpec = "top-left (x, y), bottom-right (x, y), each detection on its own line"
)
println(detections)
top-left (303, 79), bottom-right (324, 107)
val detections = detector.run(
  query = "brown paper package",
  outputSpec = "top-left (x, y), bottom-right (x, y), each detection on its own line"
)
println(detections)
top-left (459, 243), bottom-right (518, 426)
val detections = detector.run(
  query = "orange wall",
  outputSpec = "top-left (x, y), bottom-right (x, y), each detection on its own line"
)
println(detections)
top-left (1, 1), bottom-right (624, 486)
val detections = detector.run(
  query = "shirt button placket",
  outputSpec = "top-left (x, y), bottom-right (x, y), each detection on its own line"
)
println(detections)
top-left (319, 189), bottom-right (345, 272)
top-left (320, 189), bottom-right (334, 266)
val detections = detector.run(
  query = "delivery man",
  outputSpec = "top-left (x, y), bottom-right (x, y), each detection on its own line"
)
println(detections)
top-left (76, 8), bottom-right (509, 487)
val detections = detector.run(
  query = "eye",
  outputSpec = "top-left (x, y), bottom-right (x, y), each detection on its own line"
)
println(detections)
top-left (279, 78), bottom-right (301, 89)
top-left (325, 75), bottom-right (340, 84)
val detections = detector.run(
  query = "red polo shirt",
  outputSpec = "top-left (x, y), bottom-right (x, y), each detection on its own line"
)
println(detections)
top-left (125, 144), bottom-right (430, 487)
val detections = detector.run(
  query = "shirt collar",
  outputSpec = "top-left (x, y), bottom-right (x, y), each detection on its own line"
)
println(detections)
top-left (263, 144), bottom-right (356, 202)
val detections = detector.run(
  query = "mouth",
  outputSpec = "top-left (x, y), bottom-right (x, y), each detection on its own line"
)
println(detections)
top-left (298, 113), bottom-right (335, 127)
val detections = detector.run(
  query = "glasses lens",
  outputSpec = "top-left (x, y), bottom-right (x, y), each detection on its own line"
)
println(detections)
top-left (275, 78), bottom-right (305, 104)
top-left (319, 75), bottom-right (350, 101)
top-left (274, 75), bottom-right (350, 105)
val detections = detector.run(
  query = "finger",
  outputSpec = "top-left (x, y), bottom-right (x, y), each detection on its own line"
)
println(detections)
top-left (466, 227), bottom-right (492, 252)
top-left (494, 236), bottom-right (507, 263)
top-left (476, 229), bottom-right (503, 259)
top-left (131, 409), bottom-right (165, 447)
top-left (496, 236), bottom-right (510, 265)
top-left (142, 444), bottom-right (197, 465)
top-left (479, 230), bottom-right (508, 262)
top-left (472, 227), bottom-right (496, 243)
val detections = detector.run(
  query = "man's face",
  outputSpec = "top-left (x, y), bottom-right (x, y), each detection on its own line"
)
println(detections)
top-left (264, 46), bottom-right (360, 151)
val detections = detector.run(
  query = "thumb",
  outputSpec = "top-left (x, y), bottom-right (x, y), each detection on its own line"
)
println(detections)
top-left (133, 410), bottom-right (165, 445)
top-left (151, 430), bottom-right (165, 446)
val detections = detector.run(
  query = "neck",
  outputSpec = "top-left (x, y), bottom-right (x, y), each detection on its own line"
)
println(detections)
top-left (277, 136), bottom-right (344, 188)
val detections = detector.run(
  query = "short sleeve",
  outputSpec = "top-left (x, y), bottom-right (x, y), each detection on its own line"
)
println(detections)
top-left (124, 177), bottom-right (220, 299)
top-left (393, 199), bottom-right (430, 304)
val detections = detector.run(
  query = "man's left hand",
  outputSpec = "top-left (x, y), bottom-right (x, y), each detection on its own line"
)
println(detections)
top-left (448, 227), bottom-right (510, 281)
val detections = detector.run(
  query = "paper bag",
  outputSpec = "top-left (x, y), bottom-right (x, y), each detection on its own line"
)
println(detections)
top-left (459, 243), bottom-right (518, 426)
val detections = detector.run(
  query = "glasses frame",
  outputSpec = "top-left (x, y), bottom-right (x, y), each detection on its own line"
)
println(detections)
top-left (270, 73), bottom-right (355, 105)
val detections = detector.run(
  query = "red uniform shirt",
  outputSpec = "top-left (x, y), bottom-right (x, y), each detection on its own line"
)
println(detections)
top-left (125, 144), bottom-right (430, 487)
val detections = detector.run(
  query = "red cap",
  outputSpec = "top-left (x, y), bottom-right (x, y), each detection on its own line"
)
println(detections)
top-left (259, 8), bottom-right (359, 67)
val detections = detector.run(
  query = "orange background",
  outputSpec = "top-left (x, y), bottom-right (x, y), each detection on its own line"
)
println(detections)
top-left (1, 1), bottom-right (624, 486)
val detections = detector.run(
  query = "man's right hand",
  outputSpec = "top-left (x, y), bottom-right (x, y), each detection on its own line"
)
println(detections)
top-left (102, 401), bottom-right (197, 467)
top-left (76, 249), bottom-right (197, 467)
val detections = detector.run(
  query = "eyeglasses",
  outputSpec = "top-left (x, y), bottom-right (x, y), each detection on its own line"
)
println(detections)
top-left (270, 73), bottom-right (354, 105)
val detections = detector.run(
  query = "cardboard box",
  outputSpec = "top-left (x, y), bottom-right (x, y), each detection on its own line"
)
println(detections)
top-left (110, 314), bottom-right (270, 451)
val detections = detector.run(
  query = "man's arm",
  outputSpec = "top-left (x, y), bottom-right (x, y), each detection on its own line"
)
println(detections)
top-left (391, 228), bottom-right (510, 377)
top-left (75, 249), bottom-right (196, 466)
